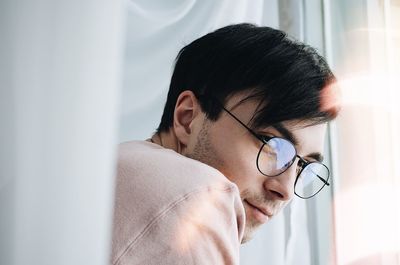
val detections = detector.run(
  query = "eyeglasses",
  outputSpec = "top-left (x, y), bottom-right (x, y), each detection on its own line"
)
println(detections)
top-left (219, 105), bottom-right (330, 199)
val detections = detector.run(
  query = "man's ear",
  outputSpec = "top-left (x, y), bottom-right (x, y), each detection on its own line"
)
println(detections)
top-left (173, 90), bottom-right (202, 147)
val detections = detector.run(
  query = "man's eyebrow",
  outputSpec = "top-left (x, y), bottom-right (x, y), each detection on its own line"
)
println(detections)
top-left (271, 123), bottom-right (299, 146)
top-left (273, 124), bottom-right (325, 162)
top-left (261, 123), bottom-right (324, 162)
top-left (306, 152), bottom-right (324, 162)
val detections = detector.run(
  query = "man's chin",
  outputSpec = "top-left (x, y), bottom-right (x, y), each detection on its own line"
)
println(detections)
top-left (240, 224), bottom-right (259, 244)
top-left (241, 235), bottom-right (253, 244)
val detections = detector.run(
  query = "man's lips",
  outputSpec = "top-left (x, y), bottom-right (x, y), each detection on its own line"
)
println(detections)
top-left (244, 200), bottom-right (273, 223)
top-left (244, 200), bottom-right (273, 218)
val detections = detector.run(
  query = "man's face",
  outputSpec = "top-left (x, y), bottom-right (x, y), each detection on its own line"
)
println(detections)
top-left (185, 93), bottom-right (327, 243)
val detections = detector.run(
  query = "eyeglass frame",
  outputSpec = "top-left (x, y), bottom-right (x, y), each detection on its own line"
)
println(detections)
top-left (216, 102), bottom-right (331, 199)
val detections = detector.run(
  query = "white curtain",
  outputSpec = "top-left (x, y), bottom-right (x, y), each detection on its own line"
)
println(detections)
top-left (326, 0), bottom-right (400, 264)
top-left (0, 0), bottom-right (125, 265)
top-left (121, 1), bottom-right (319, 265)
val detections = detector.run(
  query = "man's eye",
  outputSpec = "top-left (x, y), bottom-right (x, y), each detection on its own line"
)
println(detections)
top-left (255, 134), bottom-right (267, 142)
top-left (257, 134), bottom-right (274, 142)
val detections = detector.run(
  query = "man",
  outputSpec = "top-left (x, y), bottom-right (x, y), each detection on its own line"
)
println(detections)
top-left (111, 23), bottom-right (340, 265)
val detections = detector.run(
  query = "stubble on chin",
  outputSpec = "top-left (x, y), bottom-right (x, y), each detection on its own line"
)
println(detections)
top-left (239, 189), bottom-right (260, 243)
top-left (241, 219), bottom-right (259, 243)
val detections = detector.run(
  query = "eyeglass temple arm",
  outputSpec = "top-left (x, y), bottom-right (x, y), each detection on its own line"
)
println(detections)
top-left (297, 155), bottom-right (330, 186)
top-left (318, 175), bottom-right (330, 186)
top-left (200, 95), bottom-right (267, 143)
top-left (220, 106), bottom-right (266, 142)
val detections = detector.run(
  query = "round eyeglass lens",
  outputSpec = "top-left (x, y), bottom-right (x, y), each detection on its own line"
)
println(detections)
top-left (294, 162), bottom-right (329, 198)
top-left (257, 137), bottom-right (296, 176)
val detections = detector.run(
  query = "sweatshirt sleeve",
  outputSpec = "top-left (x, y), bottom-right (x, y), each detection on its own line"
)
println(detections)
top-left (111, 185), bottom-right (245, 265)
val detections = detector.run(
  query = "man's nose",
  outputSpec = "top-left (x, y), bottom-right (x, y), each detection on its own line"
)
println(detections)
top-left (262, 163), bottom-right (297, 201)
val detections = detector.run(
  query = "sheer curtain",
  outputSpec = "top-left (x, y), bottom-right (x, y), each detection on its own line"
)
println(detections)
top-left (326, 0), bottom-right (400, 264)
top-left (121, 1), bottom-right (323, 264)
top-left (0, 0), bottom-right (125, 265)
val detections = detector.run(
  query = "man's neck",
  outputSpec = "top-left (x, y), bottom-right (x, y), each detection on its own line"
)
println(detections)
top-left (150, 130), bottom-right (183, 154)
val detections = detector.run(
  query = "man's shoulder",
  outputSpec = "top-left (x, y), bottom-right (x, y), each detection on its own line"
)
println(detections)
top-left (111, 140), bottom-right (245, 265)
top-left (114, 140), bottom-right (240, 223)
top-left (116, 140), bottom-right (231, 189)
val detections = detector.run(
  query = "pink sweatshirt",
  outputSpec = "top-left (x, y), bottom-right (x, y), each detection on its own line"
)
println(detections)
top-left (110, 140), bottom-right (245, 265)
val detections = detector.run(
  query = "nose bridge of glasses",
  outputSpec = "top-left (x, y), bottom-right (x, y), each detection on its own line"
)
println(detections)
top-left (295, 155), bottom-right (307, 169)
